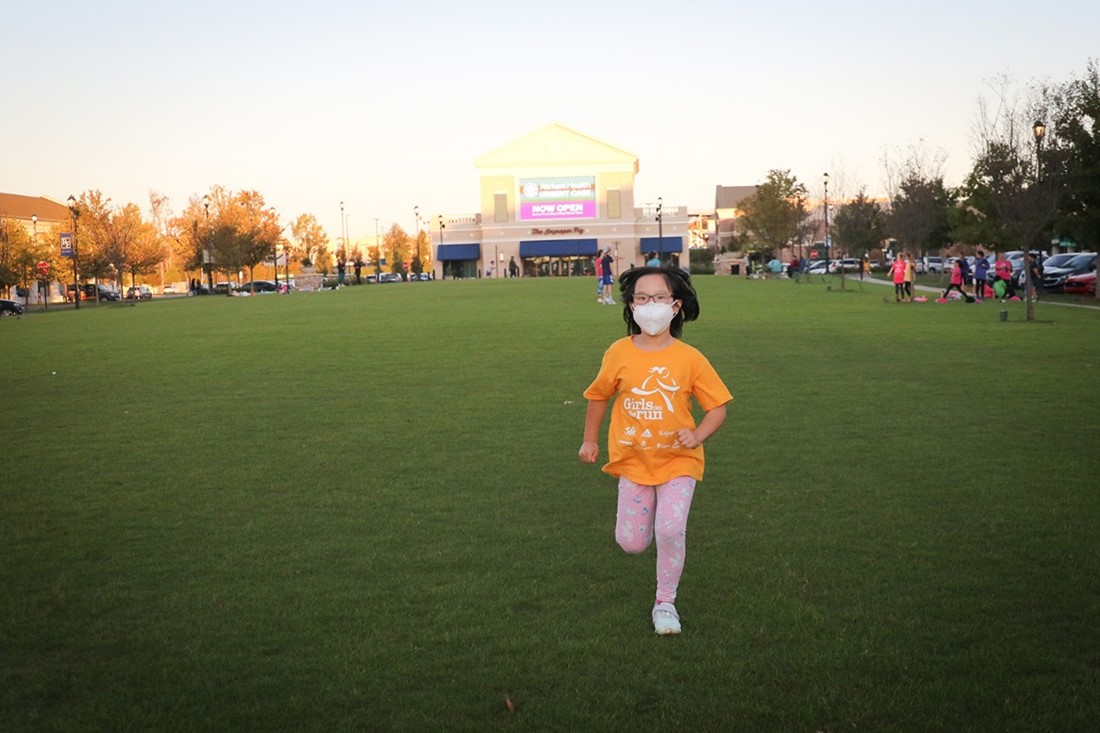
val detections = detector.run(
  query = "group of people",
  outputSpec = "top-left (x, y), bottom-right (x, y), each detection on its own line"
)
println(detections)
top-left (889, 251), bottom-right (1032, 303)
top-left (940, 250), bottom-right (1033, 303)
top-left (889, 253), bottom-right (918, 301)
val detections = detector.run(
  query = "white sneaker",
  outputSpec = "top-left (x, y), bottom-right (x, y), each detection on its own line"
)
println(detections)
top-left (652, 602), bottom-right (681, 635)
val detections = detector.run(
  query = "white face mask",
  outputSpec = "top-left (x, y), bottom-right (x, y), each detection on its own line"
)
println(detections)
top-left (632, 301), bottom-right (676, 336)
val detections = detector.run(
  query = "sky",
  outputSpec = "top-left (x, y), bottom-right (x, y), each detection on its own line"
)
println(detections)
top-left (3, 0), bottom-right (1096, 244)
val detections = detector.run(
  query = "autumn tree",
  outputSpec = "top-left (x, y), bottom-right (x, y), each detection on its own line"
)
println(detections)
top-left (99, 203), bottom-right (163, 289)
top-left (217, 190), bottom-right (284, 288)
top-left (735, 170), bottom-right (809, 258)
top-left (0, 216), bottom-right (33, 297)
top-left (382, 224), bottom-right (412, 276)
top-left (290, 213), bottom-right (328, 268)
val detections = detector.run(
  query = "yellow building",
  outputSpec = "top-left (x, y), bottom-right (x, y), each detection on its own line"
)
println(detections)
top-left (438, 123), bottom-right (688, 279)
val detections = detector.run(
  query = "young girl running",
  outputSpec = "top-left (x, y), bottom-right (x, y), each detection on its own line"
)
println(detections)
top-left (578, 266), bottom-right (732, 635)
top-left (942, 258), bottom-right (973, 302)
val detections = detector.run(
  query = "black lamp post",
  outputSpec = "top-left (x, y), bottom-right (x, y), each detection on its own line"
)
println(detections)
top-left (414, 205), bottom-right (422, 278)
top-left (1032, 120), bottom-right (1046, 181)
top-left (656, 197), bottom-right (664, 260)
top-left (1025, 120), bottom-right (1046, 319)
top-left (438, 216), bottom-right (445, 276)
top-left (66, 195), bottom-right (80, 310)
top-left (822, 173), bottom-right (830, 268)
top-left (202, 195), bottom-right (213, 293)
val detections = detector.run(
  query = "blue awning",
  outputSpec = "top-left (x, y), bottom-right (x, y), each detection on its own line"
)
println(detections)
top-left (436, 243), bottom-right (481, 261)
top-left (640, 236), bottom-right (683, 254)
top-left (519, 238), bottom-right (599, 258)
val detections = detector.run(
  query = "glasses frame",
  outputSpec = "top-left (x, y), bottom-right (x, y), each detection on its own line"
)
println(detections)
top-left (630, 292), bottom-right (675, 306)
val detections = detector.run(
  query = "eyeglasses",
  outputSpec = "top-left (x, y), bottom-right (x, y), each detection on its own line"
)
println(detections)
top-left (631, 292), bottom-right (674, 305)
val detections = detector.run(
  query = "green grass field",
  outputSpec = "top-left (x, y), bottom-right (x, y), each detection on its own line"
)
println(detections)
top-left (2, 276), bottom-right (1098, 731)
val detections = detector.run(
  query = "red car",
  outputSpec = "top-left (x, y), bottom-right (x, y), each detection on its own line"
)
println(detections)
top-left (1063, 271), bottom-right (1096, 295)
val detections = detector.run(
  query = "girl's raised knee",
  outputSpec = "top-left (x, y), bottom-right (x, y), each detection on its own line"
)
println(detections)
top-left (616, 533), bottom-right (651, 554)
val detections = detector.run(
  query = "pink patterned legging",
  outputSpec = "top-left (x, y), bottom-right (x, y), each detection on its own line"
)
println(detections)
top-left (615, 476), bottom-right (697, 604)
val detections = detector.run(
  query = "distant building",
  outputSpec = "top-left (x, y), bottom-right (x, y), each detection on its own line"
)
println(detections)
top-left (0, 192), bottom-right (71, 235)
top-left (0, 193), bottom-right (73, 303)
top-left (713, 185), bottom-right (757, 252)
top-left (438, 123), bottom-right (688, 278)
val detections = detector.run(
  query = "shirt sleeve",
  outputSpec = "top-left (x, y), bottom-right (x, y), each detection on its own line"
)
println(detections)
top-left (690, 352), bottom-right (733, 411)
top-left (583, 345), bottom-right (620, 401)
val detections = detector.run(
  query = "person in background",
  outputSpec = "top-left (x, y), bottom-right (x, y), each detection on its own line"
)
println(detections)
top-left (903, 252), bottom-right (916, 301)
top-left (601, 249), bottom-right (616, 304)
top-left (973, 250), bottom-right (990, 301)
top-left (646, 252), bottom-right (661, 267)
top-left (594, 250), bottom-right (605, 303)
top-left (942, 258), bottom-right (973, 302)
top-left (891, 254), bottom-right (907, 302)
top-left (993, 252), bottom-right (1016, 300)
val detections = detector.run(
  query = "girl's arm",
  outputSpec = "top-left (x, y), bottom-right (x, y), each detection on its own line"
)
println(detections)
top-left (676, 403), bottom-right (727, 449)
top-left (578, 399), bottom-right (608, 463)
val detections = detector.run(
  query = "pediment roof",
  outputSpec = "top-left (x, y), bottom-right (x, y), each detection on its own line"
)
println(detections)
top-left (0, 193), bottom-right (71, 223)
top-left (475, 123), bottom-right (639, 173)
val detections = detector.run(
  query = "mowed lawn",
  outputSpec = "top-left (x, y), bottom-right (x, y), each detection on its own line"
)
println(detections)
top-left (2, 276), bottom-right (1098, 732)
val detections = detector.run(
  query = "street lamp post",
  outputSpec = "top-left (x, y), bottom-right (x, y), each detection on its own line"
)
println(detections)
top-left (438, 216), bottom-right (445, 277)
top-left (1026, 120), bottom-right (1047, 320)
top-left (372, 217), bottom-right (381, 278)
top-left (823, 172), bottom-right (831, 269)
top-left (656, 197), bottom-right (664, 262)
top-left (32, 214), bottom-right (45, 308)
top-left (413, 205), bottom-right (422, 279)
top-left (66, 195), bottom-right (80, 310)
top-left (202, 195), bottom-right (213, 293)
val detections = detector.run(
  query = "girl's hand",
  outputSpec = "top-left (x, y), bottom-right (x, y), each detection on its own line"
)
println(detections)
top-left (578, 441), bottom-right (599, 463)
top-left (676, 428), bottom-right (701, 449)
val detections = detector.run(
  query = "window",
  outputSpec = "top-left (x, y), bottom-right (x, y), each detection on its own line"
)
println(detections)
top-left (607, 189), bottom-right (621, 219)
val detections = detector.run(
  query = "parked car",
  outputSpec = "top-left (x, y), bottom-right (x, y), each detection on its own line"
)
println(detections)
top-left (409, 272), bottom-right (431, 281)
top-left (923, 256), bottom-right (946, 274)
top-left (377, 273), bottom-right (403, 283)
top-left (1041, 253), bottom-right (1096, 293)
top-left (212, 281), bottom-right (238, 295)
top-left (0, 298), bottom-right (25, 317)
top-left (163, 284), bottom-right (179, 294)
top-left (126, 285), bottom-right (153, 300)
top-left (235, 280), bottom-right (280, 293)
top-left (1063, 271), bottom-right (1096, 295)
top-left (67, 283), bottom-right (121, 302)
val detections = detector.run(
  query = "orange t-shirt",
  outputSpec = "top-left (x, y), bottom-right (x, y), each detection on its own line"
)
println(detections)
top-left (584, 337), bottom-right (733, 485)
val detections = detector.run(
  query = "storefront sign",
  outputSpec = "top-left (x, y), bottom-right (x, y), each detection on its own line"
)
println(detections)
top-left (519, 176), bottom-right (596, 220)
top-left (530, 227), bottom-right (586, 236)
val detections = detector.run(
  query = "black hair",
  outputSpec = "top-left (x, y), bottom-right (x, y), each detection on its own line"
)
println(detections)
top-left (617, 265), bottom-right (700, 338)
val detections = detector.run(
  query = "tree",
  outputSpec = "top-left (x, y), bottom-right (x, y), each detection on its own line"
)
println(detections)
top-left (290, 213), bottom-right (328, 268)
top-left (735, 170), bottom-right (808, 257)
top-left (0, 216), bottom-right (33, 298)
top-left (832, 189), bottom-right (886, 259)
top-left (956, 75), bottom-right (1060, 258)
top-left (382, 224), bottom-right (412, 277)
top-left (885, 174), bottom-right (954, 256)
top-left (101, 203), bottom-right (163, 289)
top-left (214, 190), bottom-right (284, 290)
top-left (1049, 59), bottom-right (1100, 261)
